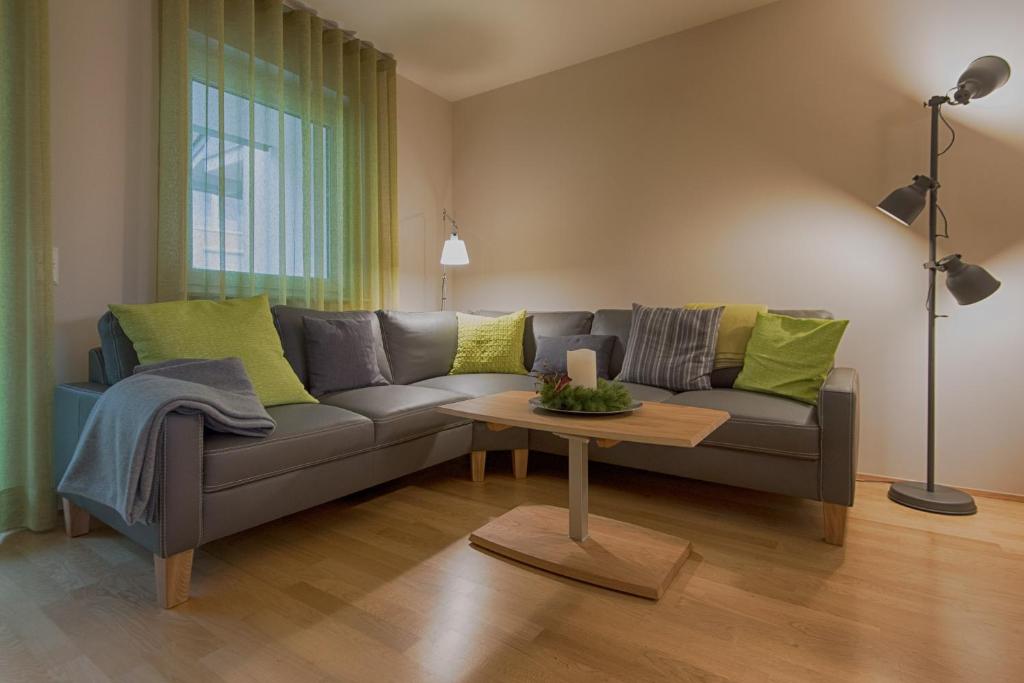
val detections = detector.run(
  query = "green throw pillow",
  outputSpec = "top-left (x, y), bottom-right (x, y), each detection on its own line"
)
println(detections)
top-left (733, 312), bottom-right (848, 405)
top-left (450, 310), bottom-right (528, 375)
top-left (109, 294), bottom-right (317, 407)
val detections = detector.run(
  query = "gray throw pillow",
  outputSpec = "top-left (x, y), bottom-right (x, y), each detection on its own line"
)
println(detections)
top-left (617, 304), bottom-right (723, 391)
top-left (531, 335), bottom-right (617, 379)
top-left (303, 316), bottom-right (389, 396)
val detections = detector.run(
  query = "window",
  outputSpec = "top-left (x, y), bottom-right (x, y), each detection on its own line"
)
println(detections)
top-left (189, 80), bottom-right (330, 279)
top-left (160, 7), bottom-right (396, 307)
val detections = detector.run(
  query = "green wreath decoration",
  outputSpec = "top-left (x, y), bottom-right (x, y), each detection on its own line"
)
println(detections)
top-left (536, 374), bottom-right (633, 412)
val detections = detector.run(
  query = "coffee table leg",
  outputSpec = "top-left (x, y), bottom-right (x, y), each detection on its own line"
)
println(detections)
top-left (568, 436), bottom-right (589, 541)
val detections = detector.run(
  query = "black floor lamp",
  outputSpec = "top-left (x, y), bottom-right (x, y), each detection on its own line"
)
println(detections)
top-left (875, 56), bottom-right (1010, 515)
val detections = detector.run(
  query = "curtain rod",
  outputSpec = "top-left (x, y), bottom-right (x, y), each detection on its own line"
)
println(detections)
top-left (282, 0), bottom-right (393, 58)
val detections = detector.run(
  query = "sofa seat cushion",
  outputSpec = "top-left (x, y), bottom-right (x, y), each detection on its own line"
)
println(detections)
top-left (204, 404), bottom-right (374, 492)
top-left (320, 385), bottom-right (470, 445)
top-left (412, 373), bottom-right (537, 397)
top-left (413, 375), bottom-right (533, 452)
top-left (618, 382), bottom-right (675, 403)
top-left (667, 389), bottom-right (819, 459)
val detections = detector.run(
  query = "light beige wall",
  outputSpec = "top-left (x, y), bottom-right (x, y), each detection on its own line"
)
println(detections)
top-left (452, 0), bottom-right (1024, 494)
top-left (396, 75), bottom-right (452, 312)
top-left (51, 0), bottom-right (158, 384)
top-left (50, 4), bottom-right (452, 382)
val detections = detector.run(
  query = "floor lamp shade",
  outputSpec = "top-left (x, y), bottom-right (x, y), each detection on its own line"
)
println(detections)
top-left (939, 255), bottom-right (1001, 305)
top-left (439, 209), bottom-right (468, 310)
top-left (954, 56), bottom-right (1012, 104)
top-left (876, 175), bottom-right (931, 225)
top-left (440, 235), bottom-right (469, 265)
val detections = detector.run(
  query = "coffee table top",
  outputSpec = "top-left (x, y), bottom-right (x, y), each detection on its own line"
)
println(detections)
top-left (437, 390), bottom-right (729, 448)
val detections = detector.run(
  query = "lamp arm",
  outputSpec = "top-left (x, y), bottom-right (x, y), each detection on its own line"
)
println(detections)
top-left (442, 209), bottom-right (460, 237)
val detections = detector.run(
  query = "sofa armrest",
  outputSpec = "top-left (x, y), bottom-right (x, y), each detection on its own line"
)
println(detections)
top-left (818, 367), bottom-right (859, 506)
top-left (54, 383), bottom-right (205, 557)
top-left (157, 412), bottom-right (205, 556)
top-left (54, 383), bottom-right (110, 481)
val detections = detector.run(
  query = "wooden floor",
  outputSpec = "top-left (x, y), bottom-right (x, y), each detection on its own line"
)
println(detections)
top-left (2, 453), bottom-right (1022, 682)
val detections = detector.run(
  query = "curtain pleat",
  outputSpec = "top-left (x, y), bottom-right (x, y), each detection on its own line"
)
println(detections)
top-left (157, 0), bottom-right (191, 301)
top-left (378, 56), bottom-right (398, 307)
top-left (0, 0), bottom-right (56, 532)
top-left (342, 37), bottom-right (362, 308)
top-left (157, 0), bottom-right (398, 310)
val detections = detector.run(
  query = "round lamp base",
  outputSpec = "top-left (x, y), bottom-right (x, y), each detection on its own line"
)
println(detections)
top-left (888, 481), bottom-right (977, 515)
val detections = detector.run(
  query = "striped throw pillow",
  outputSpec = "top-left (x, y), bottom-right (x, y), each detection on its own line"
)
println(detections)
top-left (617, 304), bottom-right (724, 392)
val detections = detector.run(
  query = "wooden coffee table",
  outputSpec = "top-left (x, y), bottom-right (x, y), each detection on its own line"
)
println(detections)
top-left (438, 390), bottom-right (729, 599)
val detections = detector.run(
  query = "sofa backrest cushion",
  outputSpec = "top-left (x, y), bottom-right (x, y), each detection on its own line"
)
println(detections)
top-left (377, 310), bottom-right (458, 384)
top-left (97, 304), bottom-right (832, 389)
top-left (770, 309), bottom-right (833, 320)
top-left (591, 309), bottom-right (632, 380)
top-left (98, 311), bottom-right (141, 384)
top-left (272, 305), bottom-right (393, 386)
top-left (88, 347), bottom-right (106, 384)
top-left (471, 310), bottom-right (594, 369)
top-left (593, 308), bottom-right (834, 388)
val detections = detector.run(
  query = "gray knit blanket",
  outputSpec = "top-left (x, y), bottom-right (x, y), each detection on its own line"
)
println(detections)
top-left (58, 358), bottom-right (275, 525)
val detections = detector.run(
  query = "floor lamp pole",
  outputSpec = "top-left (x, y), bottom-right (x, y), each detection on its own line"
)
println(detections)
top-left (887, 96), bottom-right (977, 515)
top-left (440, 268), bottom-right (448, 310)
top-left (926, 98), bottom-right (939, 494)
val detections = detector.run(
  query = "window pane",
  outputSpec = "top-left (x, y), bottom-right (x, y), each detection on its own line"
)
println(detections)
top-left (189, 79), bottom-right (329, 279)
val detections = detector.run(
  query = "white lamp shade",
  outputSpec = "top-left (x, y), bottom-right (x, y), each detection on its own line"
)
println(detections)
top-left (440, 235), bottom-right (469, 265)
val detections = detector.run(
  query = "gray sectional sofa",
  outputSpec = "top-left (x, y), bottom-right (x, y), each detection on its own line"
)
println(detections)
top-left (54, 306), bottom-right (858, 607)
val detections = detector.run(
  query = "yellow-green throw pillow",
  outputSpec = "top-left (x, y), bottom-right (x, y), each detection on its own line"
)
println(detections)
top-left (734, 312), bottom-right (848, 405)
top-left (451, 310), bottom-right (528, 375)
top-left (109, 295), bottom-right (317, 407)
top-left (685, 302), bottom-right (767, 369)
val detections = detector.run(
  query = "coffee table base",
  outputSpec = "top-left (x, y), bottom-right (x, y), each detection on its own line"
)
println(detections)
top-left (469, 504), bottom-right (691, 600)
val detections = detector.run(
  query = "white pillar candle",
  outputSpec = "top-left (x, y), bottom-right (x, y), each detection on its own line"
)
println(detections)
top-left (566, 348), bottom-right (598, 390)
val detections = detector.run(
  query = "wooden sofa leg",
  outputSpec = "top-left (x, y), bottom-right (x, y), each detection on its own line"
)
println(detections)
top-left (62, 498), bottom-right (90, 538)
top-left (513, 448), bottom-right (529, 479)
top-left (823, 502), bottom-right (848, 546)
top-left (471, 451), bottom-right (486, 482)
top-left (155, 550), bottom-right (194, 609)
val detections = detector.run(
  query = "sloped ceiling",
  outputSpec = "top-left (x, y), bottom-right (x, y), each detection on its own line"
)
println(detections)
top-left (306, 0), bottom-right (779, 101)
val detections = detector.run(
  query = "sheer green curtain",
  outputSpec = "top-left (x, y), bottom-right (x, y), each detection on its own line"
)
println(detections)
top-left (158, 0), bottom-right (398, 310)
top-left (0, 0), bottom-right (55, 532)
